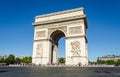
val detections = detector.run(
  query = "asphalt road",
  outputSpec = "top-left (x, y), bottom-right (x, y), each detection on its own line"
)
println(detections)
top-left (0, 67), bottom-right (120, 77)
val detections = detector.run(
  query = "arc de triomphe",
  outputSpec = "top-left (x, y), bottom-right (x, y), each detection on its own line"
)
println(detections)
top-left (32, 7), bottom-right (88, 66)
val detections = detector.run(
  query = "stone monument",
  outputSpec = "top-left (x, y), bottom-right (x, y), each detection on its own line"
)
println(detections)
top-left (32, 7), bottom-right (88, 66)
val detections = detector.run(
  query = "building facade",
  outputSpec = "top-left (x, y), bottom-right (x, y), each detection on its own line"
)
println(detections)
top-left (0, 54), bottom-right (7, 59)
top-left (98, 55), bottom-right (120, 61)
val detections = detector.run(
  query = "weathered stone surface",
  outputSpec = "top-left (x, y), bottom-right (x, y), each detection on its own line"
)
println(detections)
top-left (32, 7), bottom-right (88, 66)
top-left (35, 31), bottom-right (46, 38)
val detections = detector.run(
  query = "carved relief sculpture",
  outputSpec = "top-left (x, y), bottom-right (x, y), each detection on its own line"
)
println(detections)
top-left (69, 26), bottom-right (82, 35)
top-left (71, 41), bottom-right (81, 56)
top-left (36, 31), bottom-right (46, 38)
top-left (48, 26), bottom-right (67, 37)
top-left (36, 43), bottom-right (43, 57)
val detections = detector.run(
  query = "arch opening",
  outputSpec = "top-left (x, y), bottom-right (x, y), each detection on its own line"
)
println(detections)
top-left (58, 37), bottom-right (65, 64)
top-left (50, 30), bottom-right (65, 65)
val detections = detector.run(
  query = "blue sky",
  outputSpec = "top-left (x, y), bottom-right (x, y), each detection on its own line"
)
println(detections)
top-left (0, 0), bottom-right (120, 61)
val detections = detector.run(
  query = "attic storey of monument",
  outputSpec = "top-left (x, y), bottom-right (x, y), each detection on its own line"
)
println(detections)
top-left (32, 7), bottom-right (88, 66)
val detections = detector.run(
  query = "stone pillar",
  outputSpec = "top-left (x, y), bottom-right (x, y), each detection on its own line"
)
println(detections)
top-left (65, 20), bottom-right (88, 66)
top-left (52, 44), bottom-right (58, 64)
top-left (32, 40), bottom-right (51, 65)
top-left (66, 37), bottom-right (88, 66)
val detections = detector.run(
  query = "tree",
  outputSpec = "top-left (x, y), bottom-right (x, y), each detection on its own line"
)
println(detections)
top-left (28, 57), bottom-right (32, 63)
top-left (0, 58), bottom-right (5, 63)
top-left (97, 60), bottom-right (102, 64)
top-left (97, 60), bottom-right (107, 64)
top-left (15, 58), bottom-right (21, 64)
top-left (117, 59), bottom-right (120, 65)
top-left (59, 57), bottom-right (65, 64)
top-left (89, 61), bottom-right (97, 65)
top-left (115, 59), bottom-right (120, 66)
top-left (5, 54), bottom-right (15, 65)
top-left (22, 57), bottom-right (32, 63)
top-left (106, 60), bottom-right (114, 65)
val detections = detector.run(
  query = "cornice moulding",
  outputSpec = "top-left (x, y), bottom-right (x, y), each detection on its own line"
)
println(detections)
top-left (33, 15), bottom-right (86, 26)
top-left (35, 7), bottom-right (84, 18)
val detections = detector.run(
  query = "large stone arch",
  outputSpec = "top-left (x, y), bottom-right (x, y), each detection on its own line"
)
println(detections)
top-left (48, 27), bottom-right (67, 39)
top-left (50, 30), bottom-right (65, 43)
top-left (49, 30), bottom-right (65, 64)
top-left (32, 7), bottom-right (88, 66)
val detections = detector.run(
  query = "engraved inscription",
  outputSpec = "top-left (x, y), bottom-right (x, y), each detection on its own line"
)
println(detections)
top-left (69, 26), bottom-right (82, 35)
top-left (36, 31), bottom-right (46, 38)
top-left (71, 41), bottom-right (81, 56)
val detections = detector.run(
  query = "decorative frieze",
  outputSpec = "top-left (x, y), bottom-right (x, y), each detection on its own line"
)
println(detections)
top-left (48, 26), bottom-right (67, 37)
top-left (69, 26), bottom-right (82, 35)
top-left (34, 19), bottom-right (84, 29)
top-left (36, 31), bottom-right (46, 38)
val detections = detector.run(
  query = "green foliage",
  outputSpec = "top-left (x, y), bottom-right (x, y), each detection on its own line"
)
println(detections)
top-left (106, 60), bottom-right (114, 65)
top-left (0, 58), bottom-right (5, 63)
top-left (59, 57), bottom-right (65, 64)
top-left (0, 54), bottom-right (32, 65)
top-left (22, 57), bottom-right (32, 63)
top-left (97, 60), bottom-right (106, 64)
top-left (97, 59), bottom-right (120, 66)
top-left (115, 59), bottom-right (120, 66)
top-left (15, 58), bottom-right (22, 64)
top-left (117, 59), bottom-right (120, 65)
top-left (5, 54), bottom-right (15, 65)
top-left (89, 61), bottom-right (97, 65)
